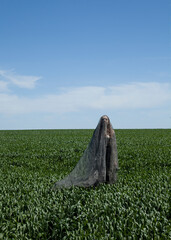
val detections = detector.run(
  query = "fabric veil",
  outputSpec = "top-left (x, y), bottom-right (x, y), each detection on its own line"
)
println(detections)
top-left (53, 116), bottom-right (118, 188)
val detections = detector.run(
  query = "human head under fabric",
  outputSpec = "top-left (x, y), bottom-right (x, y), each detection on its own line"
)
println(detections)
top-left (53, 115), bottom-right (118, 188)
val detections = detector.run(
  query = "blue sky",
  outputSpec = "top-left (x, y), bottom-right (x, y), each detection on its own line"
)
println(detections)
top-left (0, 0), bottom-right (170, 129)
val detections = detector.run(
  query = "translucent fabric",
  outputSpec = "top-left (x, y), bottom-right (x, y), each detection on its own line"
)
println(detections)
top-left (53, 115), bottom-right (118, 188)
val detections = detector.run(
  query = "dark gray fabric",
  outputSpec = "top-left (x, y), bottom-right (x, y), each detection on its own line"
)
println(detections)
top-left (53, 115), bottom-right (118, 188)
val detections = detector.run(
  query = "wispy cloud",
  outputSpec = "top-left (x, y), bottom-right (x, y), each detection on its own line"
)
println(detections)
top-left (0, 69), bottom-right (41, 89)
top-left (0, 82), bottom-right (170, 115)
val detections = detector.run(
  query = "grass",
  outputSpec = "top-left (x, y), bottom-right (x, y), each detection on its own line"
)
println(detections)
top-left (0, 129), bottom-right (170, 239)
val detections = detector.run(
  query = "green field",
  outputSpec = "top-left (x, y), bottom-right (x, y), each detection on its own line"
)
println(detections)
top-left (0, 129), bottom-right (170, 240)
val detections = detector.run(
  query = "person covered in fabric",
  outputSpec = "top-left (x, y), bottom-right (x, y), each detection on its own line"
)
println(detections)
top-left (53, 115), bottom-right (118, 188)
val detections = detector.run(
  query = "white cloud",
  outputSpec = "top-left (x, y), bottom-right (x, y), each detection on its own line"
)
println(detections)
top-left (0, 69), bottom-right (41, 89)
top-left (0, 82), bottom-right (170, 115)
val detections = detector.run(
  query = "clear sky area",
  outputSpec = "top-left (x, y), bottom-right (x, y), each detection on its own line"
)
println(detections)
top-left (0, 0), bottom-right (170, 129)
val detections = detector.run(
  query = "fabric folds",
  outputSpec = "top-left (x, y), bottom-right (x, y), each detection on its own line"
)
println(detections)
top-left (53, 115), bottom-right (118, 188)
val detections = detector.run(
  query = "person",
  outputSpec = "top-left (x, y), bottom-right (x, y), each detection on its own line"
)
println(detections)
top-left (53, 115), bottom-right (118, 188)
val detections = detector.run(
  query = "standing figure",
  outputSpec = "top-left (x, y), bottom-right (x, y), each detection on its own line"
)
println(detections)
top-left (53, 115), bottom-right (118, 188)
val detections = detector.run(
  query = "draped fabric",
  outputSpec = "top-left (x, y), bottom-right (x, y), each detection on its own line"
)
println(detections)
top-left (53, 115), bottom-right (118, 188)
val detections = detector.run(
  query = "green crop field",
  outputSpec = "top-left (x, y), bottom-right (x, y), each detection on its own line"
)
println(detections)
top-left (0, 129), bottom-right (170, 240)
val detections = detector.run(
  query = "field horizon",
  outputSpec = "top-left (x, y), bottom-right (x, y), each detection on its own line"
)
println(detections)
top-left (1, 127), bottom-right (171, 131)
